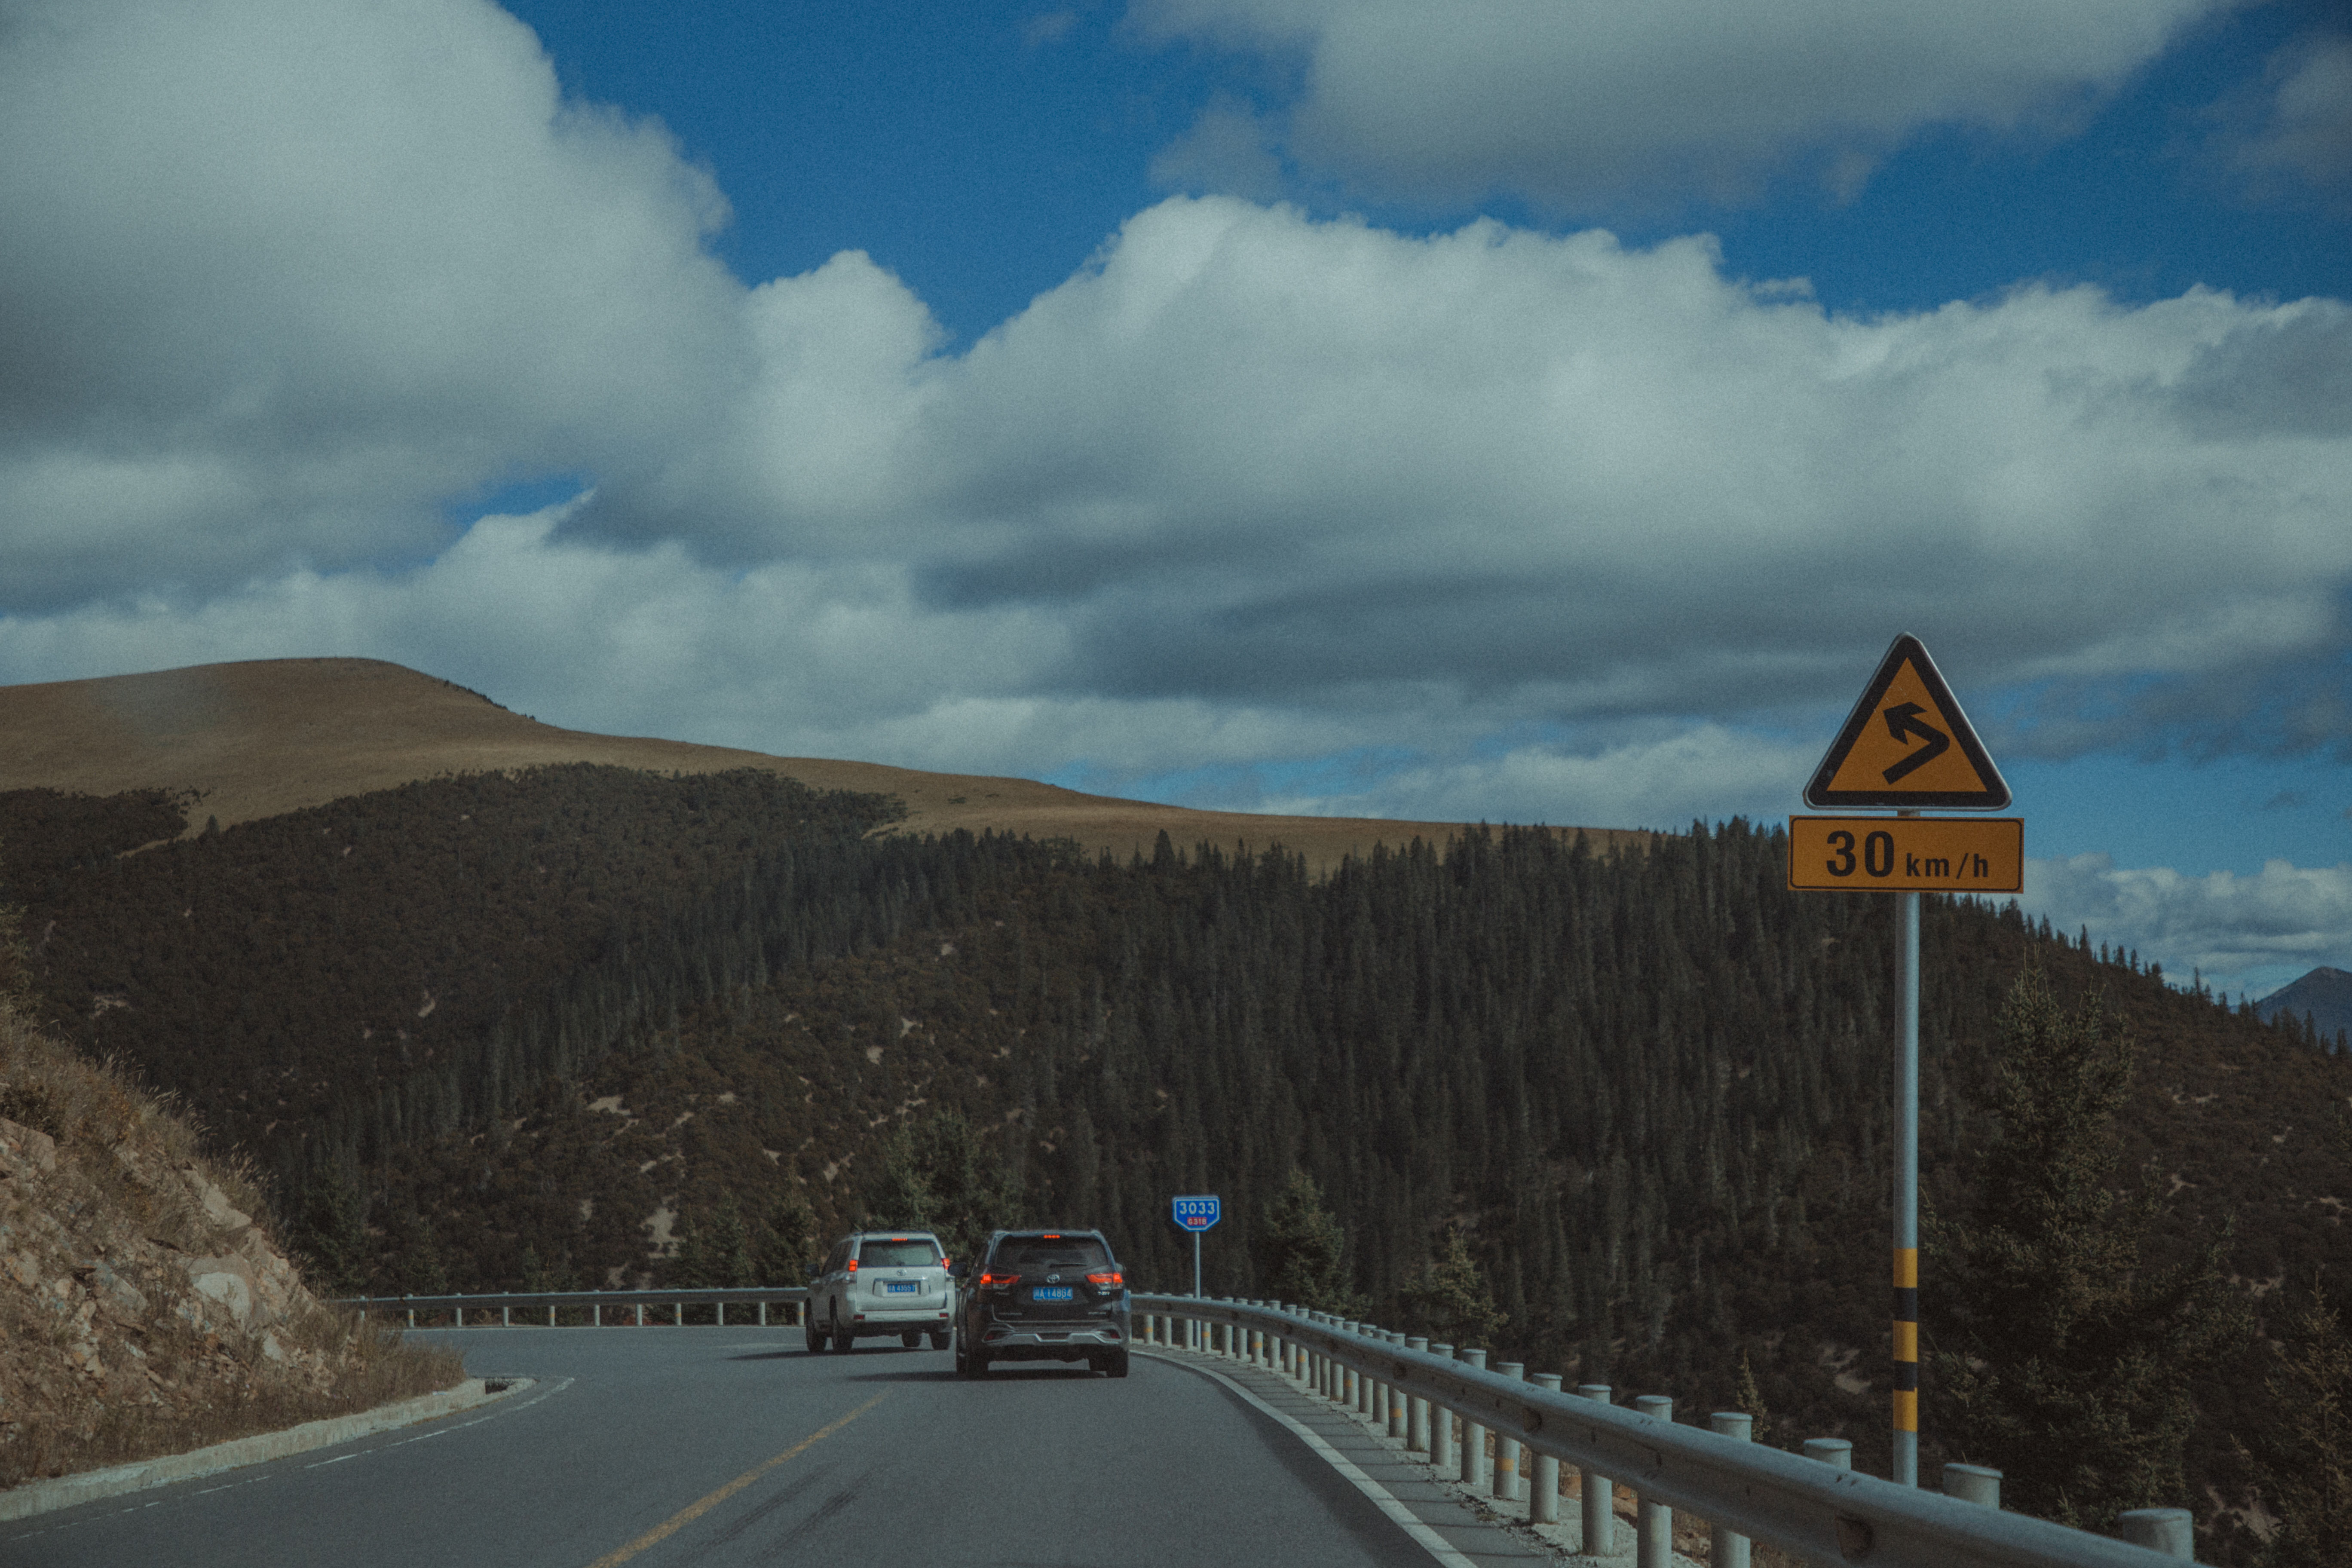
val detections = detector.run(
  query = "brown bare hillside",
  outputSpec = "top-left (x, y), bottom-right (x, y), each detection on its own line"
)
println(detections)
top-left (0, 658), bottom-right (1638, 873)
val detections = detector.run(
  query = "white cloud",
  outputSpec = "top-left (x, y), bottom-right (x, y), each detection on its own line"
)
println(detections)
top-left (1132, 0), bottom-right (2226, 207)
top-left (0, 0), bottom-right (745, 607)
top-left (1257, 726), bottom-right (1819, 830)
top-left (3, 0), bottom-right (2351, 818)
top-left (2218, 31), bottom-right (2352, 201)
top-left (2023, 852), bottom-right (2352, 991)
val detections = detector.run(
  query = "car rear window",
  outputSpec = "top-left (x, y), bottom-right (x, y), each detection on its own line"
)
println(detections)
top-left (992, 1237), bottom-right (1112, 1270)
top-left (858, 1238), bottom-right (943, 1268)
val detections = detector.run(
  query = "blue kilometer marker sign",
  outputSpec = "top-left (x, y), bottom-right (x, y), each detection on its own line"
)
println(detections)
top-left (1171, 1195), bottom-right (1221, 1231)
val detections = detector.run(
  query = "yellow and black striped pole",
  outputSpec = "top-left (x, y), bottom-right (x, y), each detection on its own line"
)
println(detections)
top-left (1893, 874), bottom-right (1921, 1485)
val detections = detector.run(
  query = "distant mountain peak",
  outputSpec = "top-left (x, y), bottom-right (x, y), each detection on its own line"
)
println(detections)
top-left (2257, 965), bottom-right (2352, 1045)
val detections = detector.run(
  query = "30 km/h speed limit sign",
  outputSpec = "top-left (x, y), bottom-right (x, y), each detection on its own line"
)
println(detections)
top-left (1788, 816), bottom-right (2022, 892)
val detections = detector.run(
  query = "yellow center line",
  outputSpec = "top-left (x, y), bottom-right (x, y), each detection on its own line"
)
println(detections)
top-left (583, 1392), bottom-right (889, 1568)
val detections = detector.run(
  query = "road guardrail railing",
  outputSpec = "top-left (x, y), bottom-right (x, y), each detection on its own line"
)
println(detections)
top-left (334, 1286), bottom-right (809, 1329)
top-left (1133, 1293), bottom-right (2201, 1568)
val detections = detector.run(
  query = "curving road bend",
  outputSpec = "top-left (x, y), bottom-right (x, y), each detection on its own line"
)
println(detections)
top-left (1, 1327), bottom-right (1479, 1568)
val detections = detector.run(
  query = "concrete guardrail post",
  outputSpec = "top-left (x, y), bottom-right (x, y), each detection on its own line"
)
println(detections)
top-left (1634, 1396), bottom-right (1673, 1568)
top-left (1386, 1332), bottom-right (1408, 1439)
top-left (1430, 1344), bottom-right (1456, 1469)
top-left (1804, 1438), bottom-right (1854, 1470)
top-left (1407, 1338), bottom-right (1432, 1452)
top-left (1460, 1348), bottom-right (1490, 1489)
top-left (1495, 1363), bottom-right (1526, 1501)
top-left (635, 1302), bottom-right (645, 1326)
top-left (1340, 1322), bottom-right (1358, 1408)
top-left (1944, 1463), bottom-right (2002, 1509)
top-left (2116, 1509), bottom-right (2194, 1559)
top-left (1576, 1384), bottom-right (1620, 1558)
top-left (1530, 1375), bottom-right (1564, 1523)
top-left (1359, 1326), bottom-right (1377, 1418)
top-left (1707, 1412), bottom-right (1753, 1568)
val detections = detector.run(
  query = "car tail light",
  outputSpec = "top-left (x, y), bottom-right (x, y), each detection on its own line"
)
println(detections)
top-left (980, 1270), bottom-right (1022, 1289)
top-left (847, 1259), bottom-right (859, 1274)
top-left (1086, 1271), bottom-right (1124, 1287)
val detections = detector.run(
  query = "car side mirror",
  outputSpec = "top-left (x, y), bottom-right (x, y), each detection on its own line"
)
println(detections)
top-left (949, 1262), bottom-right (970, 1281)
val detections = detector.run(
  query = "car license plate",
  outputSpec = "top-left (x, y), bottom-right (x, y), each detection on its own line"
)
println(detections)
top-left (1031, 1286), bottom-right (1074, 1301)
top-left (885, 1281), bottom-right (918, 1293)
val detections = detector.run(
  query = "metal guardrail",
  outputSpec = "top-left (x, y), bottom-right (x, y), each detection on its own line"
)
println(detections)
top-left (334, 1287), bottom-right (809, 1328)
top-left (1133, 1294), bottom-right (2201, 1568)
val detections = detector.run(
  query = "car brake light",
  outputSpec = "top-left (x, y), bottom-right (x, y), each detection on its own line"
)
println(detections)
top-left (1086, 1271), bottom-right (1123, 1286)
top-left (847, 1259), bottom-right (858, 1273)
top-left (980, 1270), bottom-right (1022, 1288)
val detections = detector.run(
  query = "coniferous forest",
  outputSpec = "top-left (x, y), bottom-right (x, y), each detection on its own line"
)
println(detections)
top-left (3, 767), bottom-right (2344, 1556)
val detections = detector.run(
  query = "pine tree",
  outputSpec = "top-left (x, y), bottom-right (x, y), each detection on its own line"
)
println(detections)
top-left (289, 1162), bottom-right (368, 1297)
top-left (1255, 1167), bottom-right (1366, 1317)
top-left (863, 1122), bottom-right (939, 1232)
top-left (707, 1191), bottom-right (755, 1289)
top-left (756, 1189), bottom-right (819, 1285)
top-left (2235, 1279), bottom-right (2352, 1567)
top-left (1397, 1227), bottom-right (1507, 1348)
top-left (1927, 968), bottom-right (2245, 1530)
top-left (669, 1212), bottom-right (710, 1289)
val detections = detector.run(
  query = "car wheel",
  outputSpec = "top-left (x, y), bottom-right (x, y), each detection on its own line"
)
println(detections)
top-left (929, 1332), bottom-right (949, 1351)
top-left (833, 1328), bottom-right (855, 1353)
top-left (901, 1331), bottom-right (921, 1349)
top-left (970, 1349), bottom-right (992, 1378)
top-left (1106, 1348), bottom-right (1130, 1378)
top-left (803, 1317), bottom-right (823, 1354)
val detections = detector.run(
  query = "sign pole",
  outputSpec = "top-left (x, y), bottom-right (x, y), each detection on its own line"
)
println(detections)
top-left (1171, 1195), bottom-right (1221, 1351)
top-left (1796, 634), bottom-right (2015, 1489)
top-left (1894, 843), bottom-right (1920, 1487)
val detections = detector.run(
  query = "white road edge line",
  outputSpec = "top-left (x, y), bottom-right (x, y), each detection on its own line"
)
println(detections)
top-left (1140, 1350), bottom-right (1482, 1568)
top-left (0, 1376), bottom-right (576, 1541)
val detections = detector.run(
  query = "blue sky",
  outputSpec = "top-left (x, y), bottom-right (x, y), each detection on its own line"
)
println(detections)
top-left (1, 0), bottom-right (2348, 994)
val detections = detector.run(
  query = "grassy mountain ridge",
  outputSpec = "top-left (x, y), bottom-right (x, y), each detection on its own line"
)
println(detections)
top-left (0, 657), bottom-right (1625, 875)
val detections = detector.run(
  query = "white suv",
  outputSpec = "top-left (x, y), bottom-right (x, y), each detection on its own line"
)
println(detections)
top-left (805, 1231), bottom-right (954, 1352)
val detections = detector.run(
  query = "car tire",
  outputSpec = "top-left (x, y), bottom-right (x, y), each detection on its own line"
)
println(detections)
top-left (833, 1327), bottom-right (855, 1353)
top-left (969, 1349), bottom-right (992, 1378)
top-left (803, 1317), bottom-right (823, 1354)
top-left (1105, 1348), bottom-right (1130, 1378)
top-left (901, 1331), bottom-right (921, 1349)
top-left (928, 1332), bottom-right (949, 1351)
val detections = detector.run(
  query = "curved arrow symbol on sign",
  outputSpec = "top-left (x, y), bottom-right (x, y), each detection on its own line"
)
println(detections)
top-left (1879, 702), bottom-right (1949, 784)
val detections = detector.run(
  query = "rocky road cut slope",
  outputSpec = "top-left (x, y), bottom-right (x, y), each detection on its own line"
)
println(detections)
top-left (0, 1002), bottom-right (456, 1487)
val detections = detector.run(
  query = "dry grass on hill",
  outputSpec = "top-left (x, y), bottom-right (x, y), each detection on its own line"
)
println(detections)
top-left (0, 1001), bottom-right (459, 1487)
top-left (0, 658), bottom-right (1642, 876)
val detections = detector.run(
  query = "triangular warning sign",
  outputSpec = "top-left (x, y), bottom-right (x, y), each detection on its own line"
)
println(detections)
top-left (1804, 634), bottom-right (2010, 810)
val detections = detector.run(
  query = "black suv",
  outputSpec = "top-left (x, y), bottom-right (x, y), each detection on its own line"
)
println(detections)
top-left (952, 1228), bottom-right (1130, 1378)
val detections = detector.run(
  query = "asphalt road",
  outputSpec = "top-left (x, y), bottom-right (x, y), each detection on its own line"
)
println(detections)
top-left (2, 1328), bottom-right (1453, 1568)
